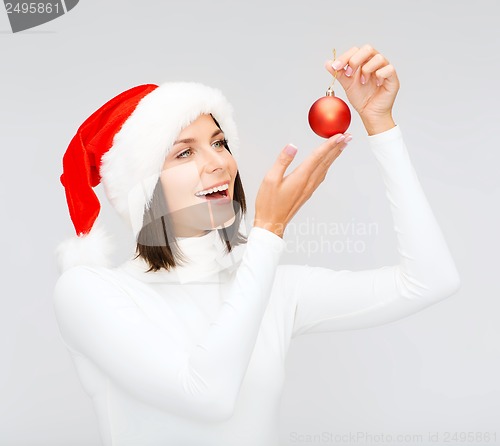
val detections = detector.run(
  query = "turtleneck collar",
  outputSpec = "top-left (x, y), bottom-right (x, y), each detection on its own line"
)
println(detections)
top-left (119, 224), bottom-right (247, 284)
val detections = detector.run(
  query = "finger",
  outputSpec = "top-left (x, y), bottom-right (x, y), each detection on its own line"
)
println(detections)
top-left (333, 44), bottom-right (388, 87)
top-left (325, 46), bottom-right (360, 90)
top-left (312, 133), bottom-right (351, 172)
top-left (298, 135), bottom-right (350, 190)
top-left (301, 134), bottom-right (345, 173)
top-left (292, 134), bottom-right (348, 180)
top-left (267, 144), bottom-right (298, 182)
top-left (325, 59), bottom-right (351, 93)
top-left (359, 53), bottom-right (388, 84)
top-left (345, 44), bottom-right (382, 78)
top-left (330, 46), bottom-right (359, 72)
top-left (328, 46), bottom-right (359, 84)
top-left (373, 64), bottom-right (399, 88)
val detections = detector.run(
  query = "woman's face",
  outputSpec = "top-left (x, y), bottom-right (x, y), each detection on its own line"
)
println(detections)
top-left (160, 114), bottom-right (238, 237)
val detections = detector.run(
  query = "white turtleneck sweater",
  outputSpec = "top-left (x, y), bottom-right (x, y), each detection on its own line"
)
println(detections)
top-left (52, 126), bottom-right (460, 446)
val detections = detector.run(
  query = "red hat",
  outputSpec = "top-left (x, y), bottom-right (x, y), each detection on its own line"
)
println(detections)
top-left (56, 82), bottom-right (239, 272)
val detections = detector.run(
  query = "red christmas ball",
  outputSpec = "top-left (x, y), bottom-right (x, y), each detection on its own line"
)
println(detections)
top-left (308, 95), bottom-right (351, 138)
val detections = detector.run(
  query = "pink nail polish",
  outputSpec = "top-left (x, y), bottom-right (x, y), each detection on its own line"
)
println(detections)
top-left (331, 60), bottom-right (343, 71)
top-left (361, 75), bottom-right (366, 84)
top-left (345, 66), bottom-right (353, 77)
top-left (284, 144), bottom-right (297, 156)
top-left (344, 135), bottom-right (353, 143)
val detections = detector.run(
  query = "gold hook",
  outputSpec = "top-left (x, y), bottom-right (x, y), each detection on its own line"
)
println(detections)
top-left (327, 48), bottom-right (337, 95)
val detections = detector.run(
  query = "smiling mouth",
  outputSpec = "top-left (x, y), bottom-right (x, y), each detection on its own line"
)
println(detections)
top-left (197, 189), bottom-right (228, 200)
top-left (195, 183), bottom-right (229, 200)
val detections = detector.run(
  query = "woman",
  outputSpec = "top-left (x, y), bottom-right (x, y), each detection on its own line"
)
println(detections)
top-left (53, 45), bottom-right (460, 446)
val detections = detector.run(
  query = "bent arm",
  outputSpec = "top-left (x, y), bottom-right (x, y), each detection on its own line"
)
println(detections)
top-left (53, 227), bottom-right (285, 421)
top-left (288, 126), bottom-right (460, 337)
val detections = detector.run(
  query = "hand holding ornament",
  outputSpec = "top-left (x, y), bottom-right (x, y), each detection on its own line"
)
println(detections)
top-left (325, 44), bottom-right (400, 136)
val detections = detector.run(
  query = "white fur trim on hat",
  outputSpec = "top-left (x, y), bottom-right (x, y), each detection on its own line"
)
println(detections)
top-left (55, 221), bottom-right (113, 273)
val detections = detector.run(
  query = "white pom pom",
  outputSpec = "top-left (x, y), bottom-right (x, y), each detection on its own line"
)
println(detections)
top-left (55, 223), bottom-right (114, 273)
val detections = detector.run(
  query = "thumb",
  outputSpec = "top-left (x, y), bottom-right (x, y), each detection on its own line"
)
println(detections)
top-left (271, 144), bottom-right (298, 178)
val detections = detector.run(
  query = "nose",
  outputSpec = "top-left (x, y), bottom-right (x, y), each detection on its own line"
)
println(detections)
top-left (197, 145), bottom-right (228, 174)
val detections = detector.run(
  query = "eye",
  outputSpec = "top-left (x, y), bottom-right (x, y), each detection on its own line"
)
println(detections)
top-left (176, 148), bottom-right (192, 159)
top-left (212, 139), bottom-right (228, 150)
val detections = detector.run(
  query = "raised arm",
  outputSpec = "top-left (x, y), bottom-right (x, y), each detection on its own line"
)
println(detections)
top-left (288, 125), bottom-right (460, 337)
top-left (286, 45), bottom-right (460, 337)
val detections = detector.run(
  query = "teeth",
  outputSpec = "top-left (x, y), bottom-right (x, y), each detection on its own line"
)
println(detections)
top-left (195, 183), bottom-right (229, 197)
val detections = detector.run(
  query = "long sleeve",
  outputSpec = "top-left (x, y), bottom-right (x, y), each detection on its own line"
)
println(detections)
top-left (52, 226), bottom-right (285, 422)
top-left (287, 125), bottom-right (461, 337)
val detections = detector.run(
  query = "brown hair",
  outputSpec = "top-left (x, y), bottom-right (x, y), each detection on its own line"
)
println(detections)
top-left (135, 116), bottom-right (247, 272)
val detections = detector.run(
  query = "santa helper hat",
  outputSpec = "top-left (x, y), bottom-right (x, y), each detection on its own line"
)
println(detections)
top-left (56, 82), bottom-right (240, 272)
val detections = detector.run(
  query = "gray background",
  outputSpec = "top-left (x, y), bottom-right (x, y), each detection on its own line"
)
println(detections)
top-left (1, 0), bottom-right (499, 444)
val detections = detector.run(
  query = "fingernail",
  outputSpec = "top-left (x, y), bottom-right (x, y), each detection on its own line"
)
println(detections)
top-left (337, 135), bottom-right (346, 143)
top-left (344, 135), bottom-right (353, 143)
top-left (284, 144), bottom-right (297, 156)
top-left (360, 75), bottom-right (366, 84)
top-left (331, 60), bottom-right (343, 70)
top-left (345, 65), bottom-right (353, 77)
